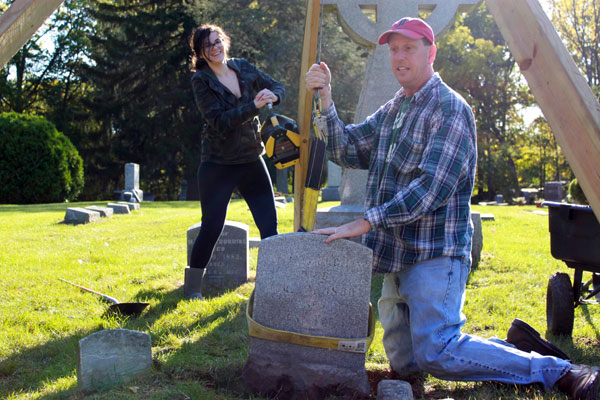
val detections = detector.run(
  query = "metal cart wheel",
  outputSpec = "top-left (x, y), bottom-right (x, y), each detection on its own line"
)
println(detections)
top-left (546, 272), bottom-right (574, 336)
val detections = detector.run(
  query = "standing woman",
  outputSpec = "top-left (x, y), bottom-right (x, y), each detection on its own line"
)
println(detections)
top-left (185, 24), bottom-right (284, 300)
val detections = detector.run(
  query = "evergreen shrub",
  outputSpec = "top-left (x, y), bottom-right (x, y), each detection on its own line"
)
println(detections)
top-left (0, 112), bottom-right (84, 204)
top-left (568, 178), bottom-right (588, 205)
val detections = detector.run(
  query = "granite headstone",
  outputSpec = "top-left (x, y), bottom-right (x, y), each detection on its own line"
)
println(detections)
top-left (107, 203), bottom-right (131, 214)
top-left (544, 181), bottom-right (564, 202)
top-left (64, 207), bottom-right (100, 224)
top-left (123, 163), bottom-right (143, 202)
top-left (77, 329), bottom-right (152, 392)
top-left (85, 206), bottom-right (113, 218)
top-left (378, 380), bottom-right (414, 400)
top-left (117, 201), bottom-right (141, 211)
top-left (242, 233), bottom-right (373, 399)
top-left (186, 220), bottom-right (249, 289)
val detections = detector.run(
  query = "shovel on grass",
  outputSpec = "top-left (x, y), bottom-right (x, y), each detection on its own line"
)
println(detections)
top-left (58, 278), bottom-right (148, 317)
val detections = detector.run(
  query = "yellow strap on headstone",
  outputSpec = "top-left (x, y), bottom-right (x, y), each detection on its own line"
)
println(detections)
top-left (246, 290), bottom-right (375, 353)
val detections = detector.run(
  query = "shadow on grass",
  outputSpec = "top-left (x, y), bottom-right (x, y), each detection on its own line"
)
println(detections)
top-left (0, 326), bottom-right (98, 399)
top-left (0, 284), bottom-right (195, 399)
top-left (150, 289), bottom-right (258, 398)
top-left (580, 304), bottom-right (600, 340)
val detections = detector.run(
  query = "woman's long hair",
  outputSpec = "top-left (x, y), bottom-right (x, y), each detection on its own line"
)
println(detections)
top-left (189, 24), bottom-right (231, 71)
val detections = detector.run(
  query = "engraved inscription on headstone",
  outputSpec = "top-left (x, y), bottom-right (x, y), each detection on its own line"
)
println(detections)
top-left (187, 220), bottom-right (249, 288)
top-left (242, 233), bottom-right (373, 399)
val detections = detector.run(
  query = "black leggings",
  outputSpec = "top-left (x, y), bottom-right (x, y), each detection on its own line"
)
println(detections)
top-left (189, 158), bottom-right (278, 269)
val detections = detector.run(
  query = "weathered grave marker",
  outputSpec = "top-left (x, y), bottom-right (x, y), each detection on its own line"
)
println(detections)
top-left (242, 233), bottom-right (373, 399)
top-left (77, 329), bottom-right (152, 392)
top-left (107, 203), bottom-right (131, 214)
top-left (64, 207), bottom-right (100, 225)
top-left (378, 380), bottom-right (414, 400)
top-left (544, 181), bottom-right (564, 202)
top-left (117, 201), bottom-right (141, 211)
top-left (85, 206), bottom-right (113, 218)
top-left (186, 221), bottom-right (249, 289)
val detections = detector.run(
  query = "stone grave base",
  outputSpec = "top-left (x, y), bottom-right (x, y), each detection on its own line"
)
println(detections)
top-left (242, 341), bottom-right (370, 399)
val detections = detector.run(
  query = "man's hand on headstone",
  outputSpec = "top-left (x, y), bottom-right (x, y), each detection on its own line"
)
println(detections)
top-left (312, 218), bottom-right (371, 243)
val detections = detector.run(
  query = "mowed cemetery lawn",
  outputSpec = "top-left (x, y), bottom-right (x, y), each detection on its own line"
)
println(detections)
top-left (0, 200), bottom-right (599, 399)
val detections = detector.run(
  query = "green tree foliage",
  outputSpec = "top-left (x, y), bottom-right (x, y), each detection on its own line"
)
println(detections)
top-left (435, 4), bottom-right (534, 202)
top-left (569, 178), bottom-right (588, 204)
top-left (0, 112), bottom-right (84, 204)
top-left (0, 0), bottom-right (99, 200)
top-left (515, 116), bottom-right (572, 188)
top-left (549, 0), bottom-right (600, 98)
top-left (82, 0), bottom-right (200, 200)
top-left (81, 0), bottom-right (365, 200)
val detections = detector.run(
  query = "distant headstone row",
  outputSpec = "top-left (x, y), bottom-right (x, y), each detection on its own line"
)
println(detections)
top-left (64, 202), bottom-right (140, 225)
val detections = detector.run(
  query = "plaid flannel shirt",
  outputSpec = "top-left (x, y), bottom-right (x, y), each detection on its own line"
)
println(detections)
top-left (321, 73), bottom-right (477, 273)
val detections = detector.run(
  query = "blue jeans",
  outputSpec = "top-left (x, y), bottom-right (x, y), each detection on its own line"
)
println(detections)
top-left (378, 256), bottom-right (571, 390)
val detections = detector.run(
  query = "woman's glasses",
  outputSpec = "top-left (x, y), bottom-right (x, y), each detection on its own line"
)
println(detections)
top-left (206, 38), bottom-right (222, 50)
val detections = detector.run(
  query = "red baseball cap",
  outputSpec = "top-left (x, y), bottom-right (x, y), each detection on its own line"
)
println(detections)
top-left (377, 17), bottom-right (435, 45)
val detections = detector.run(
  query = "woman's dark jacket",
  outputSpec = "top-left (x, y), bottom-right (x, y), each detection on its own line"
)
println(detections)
top-left (191, 58), bottom-right (285, 164)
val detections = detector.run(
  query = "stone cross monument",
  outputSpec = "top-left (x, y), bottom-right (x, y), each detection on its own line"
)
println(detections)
top-left (317, 0), bottom-right (480, 226)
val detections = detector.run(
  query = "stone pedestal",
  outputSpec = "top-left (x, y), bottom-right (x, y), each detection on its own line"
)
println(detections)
top-left (242, 233), bottom-right (373, 399)
top-left (122, 163), bottom-right (143, 202)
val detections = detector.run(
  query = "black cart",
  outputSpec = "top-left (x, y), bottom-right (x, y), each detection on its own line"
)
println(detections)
top-left (545, 201), bottom-right (600, 336)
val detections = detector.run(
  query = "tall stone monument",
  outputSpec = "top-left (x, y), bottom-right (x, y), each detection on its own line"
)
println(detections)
top-left (119, 163), bottom-right (143, 202)
top-left (243, 233), bottom-right (373, 399)
top-left (316, 0), bottom-right (481, 228)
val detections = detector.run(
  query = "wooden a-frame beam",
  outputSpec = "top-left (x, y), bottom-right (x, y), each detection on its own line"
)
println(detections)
top-left (0, 0), bottom-right (64, 69)
top-left (295, 0), bottom-right (321, 231)
top-left (487, 0), bottom-right (600, 219)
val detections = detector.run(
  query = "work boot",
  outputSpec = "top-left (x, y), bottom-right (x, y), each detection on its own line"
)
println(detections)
top-left (556, 364), bottom-right (600, 400)
top-left (184, 267), bottom-right (205, 300)
top-left (506, 318), bottom-right (570, 360)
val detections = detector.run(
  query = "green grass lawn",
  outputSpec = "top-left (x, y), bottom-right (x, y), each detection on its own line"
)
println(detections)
top-left (0, 200), bottom-right (598, 399)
